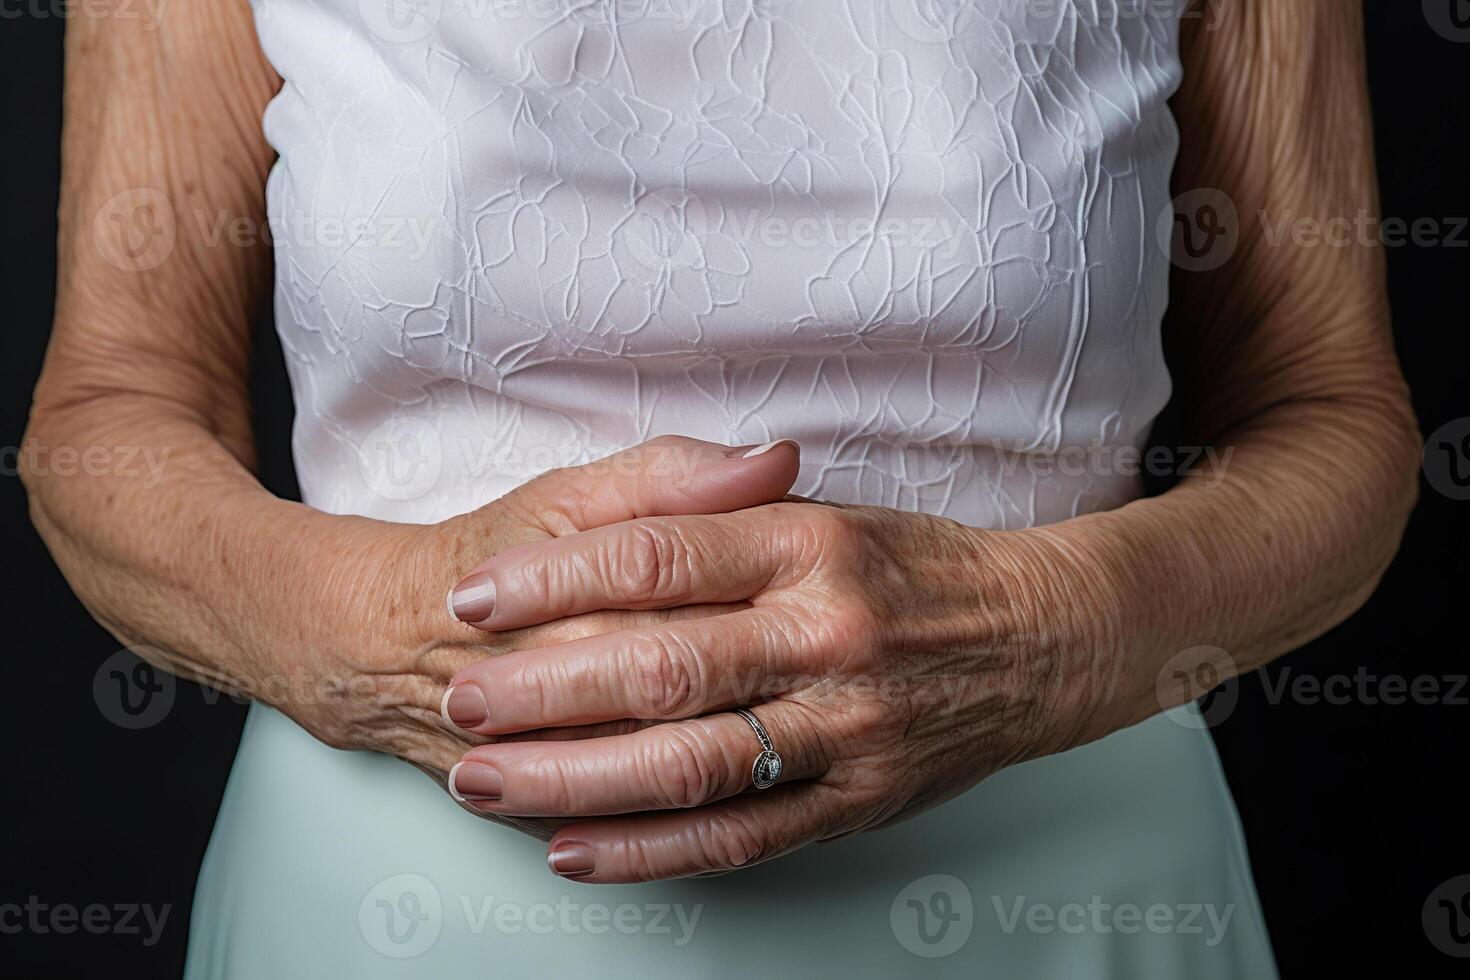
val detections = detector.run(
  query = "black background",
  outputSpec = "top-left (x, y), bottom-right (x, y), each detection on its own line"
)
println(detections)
top-left (1, 5), bottom-right (1465, 977)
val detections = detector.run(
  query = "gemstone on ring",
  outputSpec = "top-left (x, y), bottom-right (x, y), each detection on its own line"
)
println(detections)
top-left (753, 749), bottom-right (783, 789)
top-left (735, 708), bottom-right (783, 791)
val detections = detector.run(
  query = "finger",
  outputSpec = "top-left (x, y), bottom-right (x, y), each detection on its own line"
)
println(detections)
top-left (443, 608), bottom-right (807, 734)
top-left (449, 703), bottom-right (826, 816)
top-left (494, 601), bottom-right (745, 651)
top-left (491, 718), bottom-right (654, 744)
top-left (448, 437), bottom-right (798, 623)
top-left (495, 436), bottom-right (799, 533)
top-left (541, 783), bottom-right (849, 883)
top-left (449, 508), bottom-right (808, 631)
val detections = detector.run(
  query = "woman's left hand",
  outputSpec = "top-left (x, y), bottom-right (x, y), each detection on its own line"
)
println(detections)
top-left (439, 447), bottom-right (1129, 883)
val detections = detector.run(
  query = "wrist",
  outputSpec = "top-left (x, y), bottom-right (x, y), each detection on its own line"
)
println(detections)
top-left (182, 489), bottom-right (320, 696)
top-left (992, 510), bottom-right (1168, 760)
top-left (202, 491), bottom-right (394, 699)
top-left (244, 503), bottom-right (483, 725)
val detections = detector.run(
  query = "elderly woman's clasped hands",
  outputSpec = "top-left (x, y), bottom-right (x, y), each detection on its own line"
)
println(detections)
top-left (436, 435), bottom-right (1140, 884)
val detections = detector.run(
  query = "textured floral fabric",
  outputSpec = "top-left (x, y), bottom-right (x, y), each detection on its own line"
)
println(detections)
top-left (255, 0), bottom-right (1176, 527)
top-left (184, 4), bottom-right (1279, 976)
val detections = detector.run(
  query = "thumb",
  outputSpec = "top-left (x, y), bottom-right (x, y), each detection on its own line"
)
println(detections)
top-left (501, 435), bottom-right (799, 533)
top-left (441, 437), bottom-right (797, 624)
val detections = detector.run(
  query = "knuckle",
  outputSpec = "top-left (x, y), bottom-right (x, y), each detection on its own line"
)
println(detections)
top-left (606, 524), bottom-right (676, 602)
top-left (750, 612), bottom-right (805, 684)
top-left (783, 697), bottom-right (849, 762)
top-left (626, 632), bottom-right (703, 719)
top-left (830, 594), bottom-right (883, 650)
top-left (646, 729), bottom-right (724, 809)
top-left (842, 695), bottom-right (894, 744)
top-left (806, 594), bottom-right (883, 674)
top-left (808, 505), bottom-right (862, 554)
top-left (500, 476), bottom-right (574, 534)
top-left (766, 503), bottom-right (862, 573)
top-left (700, 806), bottom-right (768, 869)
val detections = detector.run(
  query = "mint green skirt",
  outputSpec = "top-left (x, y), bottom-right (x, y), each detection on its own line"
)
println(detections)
top-left (184, 705), bottom-right (1276, 977)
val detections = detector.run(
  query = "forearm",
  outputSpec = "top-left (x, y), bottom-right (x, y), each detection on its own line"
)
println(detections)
top-left (23, 394), bottom-right (339, 692)
top-left (22, 1), bottom-right (344, 692)
top-left (1023, 0), bottom-right (1419, 748)
top-left (1047, 394), bottom-right (1419, 741)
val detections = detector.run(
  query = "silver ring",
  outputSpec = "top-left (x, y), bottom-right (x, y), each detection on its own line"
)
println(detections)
top-left (734, 708), bottom-right (783, 790)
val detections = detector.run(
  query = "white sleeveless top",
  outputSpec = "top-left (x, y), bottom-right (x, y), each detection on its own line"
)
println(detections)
top-left (254, 0), bottom-right (1175, 527)
top-left (185, 5), bottom-right (1278, 977)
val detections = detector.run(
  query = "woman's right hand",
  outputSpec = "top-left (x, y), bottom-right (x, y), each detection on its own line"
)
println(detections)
top-left (28, 11), bottom-right (804, 841)
top-left (234, 436), bottom-right (797, 837)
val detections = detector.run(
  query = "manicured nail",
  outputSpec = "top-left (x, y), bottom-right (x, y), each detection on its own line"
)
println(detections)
top-left (547, 842), bottom-right (596, 879)
top-left (448, 761), bottom-right (503, 802)
top-left (441, 684), bottom-right (488, 730)
top-left (449, 571), bottom-right (496, 624)
top-left (740, 439), bottom-right (797, 460)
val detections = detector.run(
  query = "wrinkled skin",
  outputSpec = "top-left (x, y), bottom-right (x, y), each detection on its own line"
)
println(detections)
top-left (27, 0), bottom-right (1419, 879)
top-left (441, 492), bottom-right (1120, 877)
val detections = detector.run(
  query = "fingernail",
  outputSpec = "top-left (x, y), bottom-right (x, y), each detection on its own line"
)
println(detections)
top-left (441, 684), bottom-right (488, 730)
top-left (547, 842), bottom-right (596, 879)
top-left (448, 761), bottom-right (503, 802)
top-left (740, 439), bottom-right (797, 460)
top-left (449, 571), bottom-right (496, 624)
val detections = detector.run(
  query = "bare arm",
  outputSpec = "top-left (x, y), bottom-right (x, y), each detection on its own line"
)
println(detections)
top-left (29, 0), bottom-right (308, 694)
top-left (23, 2), bottom-right (798, 809)
top-left (1067, 0), bottom-right (1421, 735)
